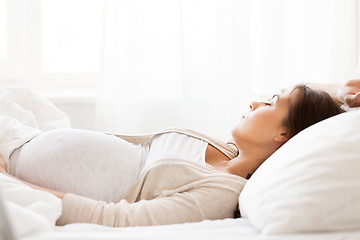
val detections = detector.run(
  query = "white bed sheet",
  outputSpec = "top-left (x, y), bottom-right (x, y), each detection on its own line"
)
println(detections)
top-left (22, 218), bottom-right (360, 240)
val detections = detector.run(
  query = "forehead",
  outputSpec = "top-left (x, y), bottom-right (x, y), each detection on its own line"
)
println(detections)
top-left (277, 88), bottom-right (297, 107)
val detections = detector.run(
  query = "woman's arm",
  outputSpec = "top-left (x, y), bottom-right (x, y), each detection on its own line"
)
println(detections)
top-left (57, 183), bottom-right (241, 227)
top-left (0, 156), bottom-right (65, 199)
top-left (307, 79), bottom-right (360, 107)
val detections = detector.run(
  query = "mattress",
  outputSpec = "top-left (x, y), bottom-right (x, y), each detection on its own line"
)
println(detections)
top-left (22, 218), bottom-right (360, 240)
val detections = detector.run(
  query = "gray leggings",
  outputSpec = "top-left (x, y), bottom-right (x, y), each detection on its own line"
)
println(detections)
top-left (9, 128), bottom-right (148, 202)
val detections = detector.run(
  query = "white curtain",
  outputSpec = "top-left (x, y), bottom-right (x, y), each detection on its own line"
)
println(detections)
top-left (1, 0), bottom-right (357, 138)
top-left (96, 0), bottom-right (358, 139)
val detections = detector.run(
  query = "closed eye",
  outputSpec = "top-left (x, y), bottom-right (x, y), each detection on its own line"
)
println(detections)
top-left (264, 94), bottom-right (279, 106)
top-left (272, 94), bottom-right (279, 101)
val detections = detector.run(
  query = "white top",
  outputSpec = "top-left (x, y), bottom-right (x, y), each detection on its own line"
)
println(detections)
top-left (141, 132), bottom-right (209, 174)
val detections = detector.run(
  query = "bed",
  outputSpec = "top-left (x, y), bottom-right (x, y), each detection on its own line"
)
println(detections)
top-left (22, 220), bottom-right (360, 240)
top-left (1, 86), bottom-right (360, 240)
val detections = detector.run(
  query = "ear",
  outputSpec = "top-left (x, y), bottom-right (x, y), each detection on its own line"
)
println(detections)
top-left (274, 128), bottom-right (289, 144)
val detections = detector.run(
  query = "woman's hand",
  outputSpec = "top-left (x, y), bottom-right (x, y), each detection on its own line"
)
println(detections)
top-left (307, 80), bottom-right (360, 108)
top-left (338, 79), bottom-right (360, 108)
top-left (0, 155), bottom-right (7, 173)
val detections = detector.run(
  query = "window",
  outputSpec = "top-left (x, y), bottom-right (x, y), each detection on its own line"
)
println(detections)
top-left (0, 0), bottom-right (103, 90)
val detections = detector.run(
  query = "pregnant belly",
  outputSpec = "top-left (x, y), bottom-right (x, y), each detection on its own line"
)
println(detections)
top-left (10, 128), bottom-right (145, 202)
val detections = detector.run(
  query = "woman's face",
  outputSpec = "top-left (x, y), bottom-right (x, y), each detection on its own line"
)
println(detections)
top-left (232, 90), bottom-right (296, 148)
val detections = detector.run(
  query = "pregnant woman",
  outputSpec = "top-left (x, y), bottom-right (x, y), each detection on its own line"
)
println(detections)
top-left (1, 81), bottom-right (358, 227)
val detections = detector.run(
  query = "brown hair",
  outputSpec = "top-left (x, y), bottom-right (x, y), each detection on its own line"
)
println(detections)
top-left (283, 84), bottom-right (345, 139)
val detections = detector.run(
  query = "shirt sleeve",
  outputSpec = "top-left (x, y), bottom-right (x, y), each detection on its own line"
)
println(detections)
top-left (56, 183), bottom-right (241, 227)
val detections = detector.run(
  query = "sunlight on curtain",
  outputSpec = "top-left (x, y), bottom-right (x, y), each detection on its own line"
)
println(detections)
top-left (248, 0), bottom-right (358, 95)
top-left (96, 0), bottom-right (244, 138)
top-left (97, 0), bottom-right (185, 134)
top-left (282, 0), bottom-right (358, 83)
top-left (0, 0), bottom-right (6, 60)
top-left (0, 0), bottom-right (31, 80)
top-left (96, 0), bottom-right (358, 139)
top-left (2, 0), bottom-right (356, 138)
top-left (41, 0), bottom-right (103, 73)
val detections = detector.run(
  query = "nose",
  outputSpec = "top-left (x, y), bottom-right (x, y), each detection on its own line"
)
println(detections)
top-left (250, 101), bottom-right (260, 110)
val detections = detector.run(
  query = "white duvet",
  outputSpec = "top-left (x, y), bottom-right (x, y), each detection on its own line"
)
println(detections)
top-left (0, 173), bottom-right (62, 237)
top-left (0, 86), bottom-right (70, 238)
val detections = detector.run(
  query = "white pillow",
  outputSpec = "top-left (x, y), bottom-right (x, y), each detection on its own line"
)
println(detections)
top-left (239, 110), bottom-right (360, 234)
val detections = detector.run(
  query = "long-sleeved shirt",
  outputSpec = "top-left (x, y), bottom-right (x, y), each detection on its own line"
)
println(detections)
top-left (56, 128), bottom-right (246, 227)
top-left (57, 158), bottom-right (247, 227)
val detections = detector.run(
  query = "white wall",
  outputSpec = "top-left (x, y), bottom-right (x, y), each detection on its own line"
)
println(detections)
top-left (55, 102), bottom-right (96, 130)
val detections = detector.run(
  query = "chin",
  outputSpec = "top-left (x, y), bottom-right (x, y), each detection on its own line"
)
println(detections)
top-left (231, 125), bottom-right (241, 140)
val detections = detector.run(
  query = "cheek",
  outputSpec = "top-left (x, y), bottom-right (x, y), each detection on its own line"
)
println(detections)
top-left (232, 114), bottom-right (263, 140)
top-left (232, 111), bottom-right (281, 138)
top-left (244, 111), bottom-right (274, 128)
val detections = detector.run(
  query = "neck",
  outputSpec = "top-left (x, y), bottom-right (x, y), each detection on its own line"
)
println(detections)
top-left (228, 141), bottom-right (279, 178)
